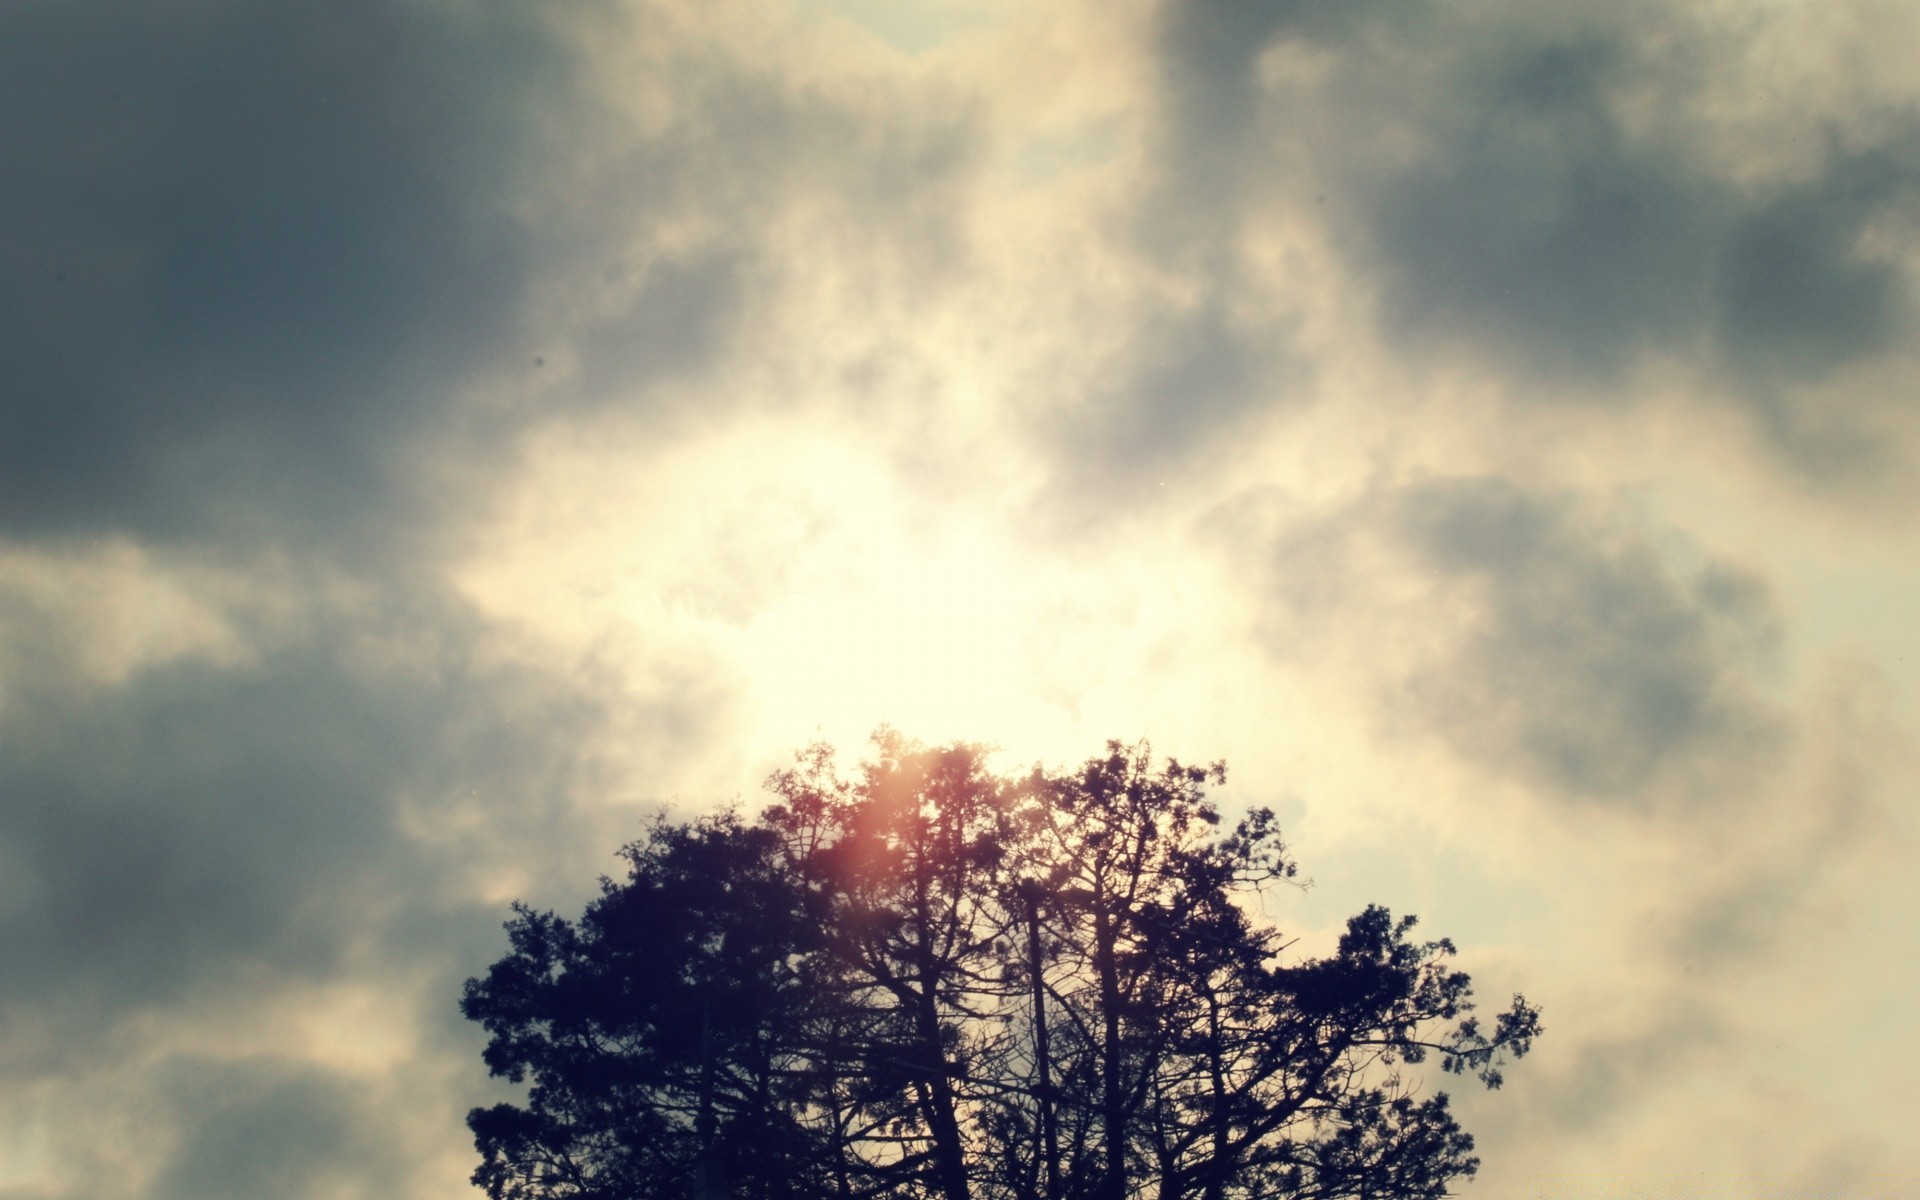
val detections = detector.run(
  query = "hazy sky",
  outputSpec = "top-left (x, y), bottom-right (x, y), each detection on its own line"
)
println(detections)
top-left (3, 0), bottom-right (1918, 1196)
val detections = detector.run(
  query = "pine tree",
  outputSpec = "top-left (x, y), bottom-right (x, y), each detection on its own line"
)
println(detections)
top-left (462, 735), bottom-right (1539, 1200)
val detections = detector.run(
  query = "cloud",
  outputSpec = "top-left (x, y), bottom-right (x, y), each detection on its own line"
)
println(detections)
top-left (1715, 137), bottom-right (1918, 381)
top-left (1, 1), bottom-right (1913, 1194)
top-left (1365, 32), bottom-right (1721, 383)
top-left (565, 247), bottom-right (752, 408)
top-left (0, 550), bottom-right (747, 1196)
top-left (0, 653), bottom-right (413, 1031)
top-left (1261, 476), bottom-right (1783, 802)
top-left (1041, 296), bottom-right (1295, 505)
top-left (1126, 0), bottom-right (1920, 477)
top-left (1393, 478), bottom-right (1784, 798)
top-left (0, 7), bottom-right (993, 1189)
top-left (1529, 1005), bottom-right (1725, 1136)
top-left (1147, 0), bottom-right (1389, 240)
top-left (1366, 53), bottom-right (1919, 403)
top-left (0, 0), bottom-right (571, 544)
top-left (0, 557), bottom-right (720, 1065)
top-left (144, 1058), bottom-right (407, 1200)
top-left (540, 71), bottom-right (977, 418)
top-left (0, 0), bottom-right (980, 556)
top-left (8, 672), bottom-right (373, 1040)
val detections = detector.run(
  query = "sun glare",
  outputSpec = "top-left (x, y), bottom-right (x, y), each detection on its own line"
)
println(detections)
top-left (456, 414), bottom-right (1285, 784)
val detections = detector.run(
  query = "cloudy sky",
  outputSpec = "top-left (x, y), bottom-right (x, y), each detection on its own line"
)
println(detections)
top-left (4, 0), bottom-right (1918, 1195)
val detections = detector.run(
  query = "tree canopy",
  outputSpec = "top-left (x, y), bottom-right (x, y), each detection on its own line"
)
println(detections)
top-left (462, 735), bottom-right (1540, 1200)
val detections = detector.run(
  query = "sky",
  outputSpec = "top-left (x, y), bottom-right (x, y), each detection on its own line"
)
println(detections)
top-left (2, 0), bottom-right (1918, 1196)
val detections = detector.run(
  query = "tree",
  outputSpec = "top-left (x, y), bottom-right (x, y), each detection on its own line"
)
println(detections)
top-left (463, 735), bottom-right (1540, 1200)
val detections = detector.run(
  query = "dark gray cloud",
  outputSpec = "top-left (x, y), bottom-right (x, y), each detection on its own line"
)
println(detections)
top-left (1136, 0), bottom-right (1920, 470)
top-left (0, 0), bottom-right (975, 550)
top-left (1391, 478), bottom-right (1782, 799)
top-left (1262, 477), bottom-right (1782, 801)
top-left (145, 1058), bottom-right (408, 1200)
top-left (1024, 0), bottom-right (1361, 513)
top-left (0, 586), bottom-right (666, 1073)
top-left (1366, 33), bottom-right (1720, 382)
top-left (1144, 0), bottom-right (1296, 257)
top-left (1150, 0), bottom-right (1391, 227)
top-left (1717, 157), bottom-right (1909, 379)
top-left (0, 652), bottom-right (413, 1028)
top-left (1363, 31), bottom-right (1920, 399)
top-left (1137, 0), bottom-right (1402, 286)
top-left (1042, 297), bottom-right (1293, 507)
top-left (0, 0), bottom-right (571, 544)
top-left (1157, 0), bottom-right (1397, 136)
top-left (0, 0), bottom-right (991, 568)
top-left (0, 575), bottom-right (735, 1196)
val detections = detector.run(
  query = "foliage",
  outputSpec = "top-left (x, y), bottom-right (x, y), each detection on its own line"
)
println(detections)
top-left (462, 735), bottom-right (1540, 1200)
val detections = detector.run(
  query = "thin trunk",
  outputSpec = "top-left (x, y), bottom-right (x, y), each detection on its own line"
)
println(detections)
top-left (1202, 985), bottom-right (1230, 1200)
top-left (1028, 896), bottom-right (1059, 1199)
top-left (829, 1053), bottom-right (854, 1200)
top-left (697, 1002), bottom-right (724, 1200)
top-left (912, 873), bottom-right (971, 1200)
top-left (1093, 894), bottom-right (1126, 1200)
top-left (913, 979), bottom-right (972, 1200)
top-left (753, 1025), bottom-right (772, 1200)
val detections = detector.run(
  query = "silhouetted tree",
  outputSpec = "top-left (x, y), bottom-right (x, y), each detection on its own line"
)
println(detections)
top-left (463, 735), bottom-right (1539, 1200)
